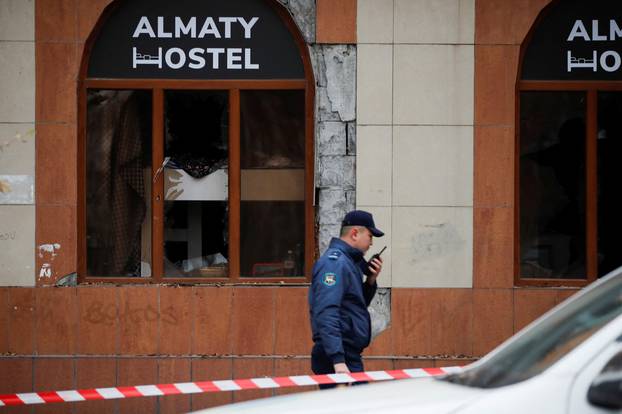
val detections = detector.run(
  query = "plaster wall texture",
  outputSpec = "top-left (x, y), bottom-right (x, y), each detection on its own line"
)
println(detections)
top-left (0, 0), bottom-right (35, 286)
top-left (278, 0), bottom-right (316, 44)
top-left (312, 43), bottom-right (358, 255)
top-left (356, 0), bottom-right (475, 288)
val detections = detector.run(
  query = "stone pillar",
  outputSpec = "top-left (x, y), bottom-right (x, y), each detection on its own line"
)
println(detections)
top-left (313, 45), bottom-right (357, 253)
top-left (280, 0), bottom-right (358, 255)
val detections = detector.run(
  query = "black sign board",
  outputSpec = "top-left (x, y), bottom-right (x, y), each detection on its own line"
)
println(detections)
top-left (87, 0), bottom-right (304, 79)
top-left (521, 0), bottom-right (622, 81)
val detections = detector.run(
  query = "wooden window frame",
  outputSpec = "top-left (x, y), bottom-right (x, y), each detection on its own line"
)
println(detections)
top-left (77, 2), bottom-right (316, 285)
top-left (513, 0), bottom-right (622, 287)
top-left (515, 81), bottom-right (622, 287)
top-left (78, 79), bottom-right (314, 284)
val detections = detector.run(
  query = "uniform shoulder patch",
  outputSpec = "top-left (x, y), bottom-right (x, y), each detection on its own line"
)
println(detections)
top-left (322, 272), bottom-right (337, 286)
top-left (328, 251), bottom-right (341, 260)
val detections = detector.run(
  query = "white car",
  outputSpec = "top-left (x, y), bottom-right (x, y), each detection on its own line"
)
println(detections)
top-left (194, 268), bottom-right (622, 413)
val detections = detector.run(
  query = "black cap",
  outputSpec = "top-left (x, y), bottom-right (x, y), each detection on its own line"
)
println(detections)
top-left (341, 210), bottom-right (384, 237)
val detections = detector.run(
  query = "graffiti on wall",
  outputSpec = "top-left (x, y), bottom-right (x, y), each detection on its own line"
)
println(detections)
top-left (0, 231), bottom-right (16, 241)
top-left (85, 301), bottom-right (179, 326)
top-left (38, 243), bottom-right (61, 279)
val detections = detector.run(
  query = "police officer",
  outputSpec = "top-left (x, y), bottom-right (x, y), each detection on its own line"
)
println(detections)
top-left (308, 210), bottom-right (384, 388)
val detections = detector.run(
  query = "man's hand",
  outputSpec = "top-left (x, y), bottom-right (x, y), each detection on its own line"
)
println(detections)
top-left (366, 257), bottom-right (383, 285)
top-left (333, 363), bottom-right (352, 387)
top-left (333, 362), bottom-right (350, 374)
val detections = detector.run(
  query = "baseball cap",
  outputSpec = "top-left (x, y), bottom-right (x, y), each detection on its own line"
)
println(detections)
top-left (341, 210), bottom-right (384, 237)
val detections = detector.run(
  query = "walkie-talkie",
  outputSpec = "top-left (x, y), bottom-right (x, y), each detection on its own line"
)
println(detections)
top-left (364, 246), bottom-right (386, 276)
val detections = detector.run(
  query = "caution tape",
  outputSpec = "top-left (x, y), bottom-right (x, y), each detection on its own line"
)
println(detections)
top-left (0, 367), bottom-right (461, 407)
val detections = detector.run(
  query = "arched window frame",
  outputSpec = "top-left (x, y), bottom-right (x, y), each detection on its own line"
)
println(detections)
top-left (77, 0), bottom-right (316, 284)
top-left (516, 0), bottom-right (622, 287)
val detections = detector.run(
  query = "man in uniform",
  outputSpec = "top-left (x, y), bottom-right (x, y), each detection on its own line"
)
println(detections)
top-left (308, 210), bottom-right (384, 388)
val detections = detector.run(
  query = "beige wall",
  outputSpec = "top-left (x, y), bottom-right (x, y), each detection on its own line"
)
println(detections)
top-left (356, 0), bottom-right (475, 288)
top-left (0, 0), bottom-right (35, 286)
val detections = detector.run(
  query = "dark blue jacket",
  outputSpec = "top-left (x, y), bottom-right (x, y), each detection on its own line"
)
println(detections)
top-left (308, 238), bottom-right (377, 364)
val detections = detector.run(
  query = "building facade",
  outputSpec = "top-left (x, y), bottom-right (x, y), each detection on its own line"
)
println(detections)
top-left (0, 0), bottom-right (620, 412)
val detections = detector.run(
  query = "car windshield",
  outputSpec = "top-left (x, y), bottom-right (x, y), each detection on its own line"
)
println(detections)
top-left (443, 269), bottom-right (622, 388)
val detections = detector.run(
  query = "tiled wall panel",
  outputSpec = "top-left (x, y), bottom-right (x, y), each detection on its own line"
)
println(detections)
top-left (394, 0), bottom-right (474, 44)
top-left (357, 45), bottom-right (393, 125)
top-left (0, 206), bottom-right (35, 285)
top-left (357, 0), bottom-right (475, 290)
top-left (393, 44), bottom-right (474, 126)
top-left (356, 125), bottom-right (392, 206)
top-left (0, 0), bottom-right (35, 287)
top-left (0, 43), bottom-right (34, 123)
top-left (0, 124), bottom-right (35, 175)
top-left (357, 0), bottom-right (393, 44)
top-left (392, 207), bottom-right (472, 288)
top-left (75, 358), bottom-right (117, 413)
top-left (393, 126), bottom-right (473, 207)
top-left (316, 0), bottom-right (356, 43)
top-left (0, 0), bottom-right (34, 41)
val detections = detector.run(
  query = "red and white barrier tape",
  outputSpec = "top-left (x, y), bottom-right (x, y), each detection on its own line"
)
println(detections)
top-left (0, 367), bottom-right (461, 407)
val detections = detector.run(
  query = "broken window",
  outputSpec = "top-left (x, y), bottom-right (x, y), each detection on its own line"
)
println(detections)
top-left (163, 90), bottom-right (229, 277)
top-left (84, 87), bottom-right (311, 281)
top-left (80, 0), bottom-right (314, 282)
top-left (86, 90), bottom-right (152, 277)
